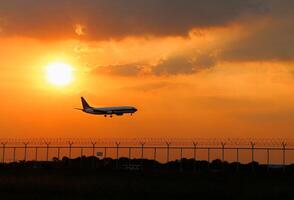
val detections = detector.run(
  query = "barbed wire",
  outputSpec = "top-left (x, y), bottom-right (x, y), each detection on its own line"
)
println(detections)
top-left (0, 138), bottom-right (293, 147)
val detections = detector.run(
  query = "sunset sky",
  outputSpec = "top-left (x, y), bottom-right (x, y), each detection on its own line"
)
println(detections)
top-left (0, 0), bottom-right (293, 138)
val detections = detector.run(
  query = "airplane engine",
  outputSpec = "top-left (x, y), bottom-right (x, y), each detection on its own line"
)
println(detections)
top-left (107, 111), bottom-right (113, 114)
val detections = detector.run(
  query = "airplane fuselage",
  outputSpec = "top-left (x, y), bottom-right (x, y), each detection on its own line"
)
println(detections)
top-left (77, 97), bottom-right (137, 117)
top-left (84, 106), bottom-right (137, 116)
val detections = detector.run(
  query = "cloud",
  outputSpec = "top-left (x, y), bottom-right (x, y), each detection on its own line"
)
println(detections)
top-left (124, 81), bottom-right (194, 92)
top-left (220, 0), bottom-right (294, 62)
top-left (92, 52), bottom-right (216, 76)
top-left (221, 19), bottom-right (294, 62)
top-left (0, 0), bottom-right (268, 41)
top-left (152, 56), bottom-right (195, 75)
top-left (93, 63), bottom-right (144, 76)
top-left (152, 53), bottom-right (216, 75)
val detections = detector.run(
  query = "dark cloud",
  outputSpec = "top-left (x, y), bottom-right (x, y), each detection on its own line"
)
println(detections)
top-left (93, 64), bottom-right (143, 76)
top-left (193, 53), bottom-right (217, 70)
top-left (93, 52), bottom-right (216, 76)
top-left (0, 0), bottom-right (268, 40)
top-left (152, 53), bottom-right (216, 75)
top-left (221, 0), bottom-right (294, 62)
top-left (152, 56), bottom-right (195, 75)
top-left (221, 20), bottom-right (294, 61)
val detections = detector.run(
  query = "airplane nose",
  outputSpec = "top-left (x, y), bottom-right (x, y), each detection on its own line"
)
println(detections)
top-left (134, 108), bottom-right (138, 112)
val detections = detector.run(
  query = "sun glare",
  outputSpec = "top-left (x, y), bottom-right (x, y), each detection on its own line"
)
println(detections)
top-left (45, 62), bottom-right (73, 86)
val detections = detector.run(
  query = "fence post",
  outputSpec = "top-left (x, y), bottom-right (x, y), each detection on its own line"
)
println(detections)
top-left (45, 142), bottom-right (50, 161)
top-left (282, 142), bottom-right (286, 173)
top-left (236, 148), bottom-right (239, 172)
top-left (91, 142), bottom-right (96, 169)
top-left (153, 147), bottom-right (157, 170)
top-left (91, 141), bottom-right (96, 168)
top-left (68, 141), bottom-right (73, 159)
top-left (140, 142), bottom-right (145, 160)
top-left (103, 147), bottom-right (107, 168)
top-left (24, 142), bottom-right (29, 162)
top-left (91, 142), bottom-right (96, 157)
top-left (221, 142), bottom-right (226, 162)
top-left (128, 147), bottom-right (132, 159)
top-left (1, 142), bottom-right (6, 164)
top-left (68, 141), bottom-right (73, 167)
top-left (115, 142), bottom-right (120, 170)
top-left (128, 147), bottom-right (132, 167)
top-left (250, 142), bottom-right (255, 172)
top-left (207, 147), bottom-right (210, 163)
top-left (166, 142), bottom-right (171, 163)
top-left (193, 142), bottom-right (198, 172)
top-left (180, 147), bottom-right (183, 172)
top-left (57, 147), bottom-right (60, 160)
top-left (80, 147), bottom-right (83, 157)
top-left (267, 148), bottom-right (270, 173)
top-left (104, 147), bottom-right (107, 158)
top-left (140, 142), bottom-right (145, 171)
top-left (80, 147), bottom-right (83, 168)
top-left (35, 147), bottom-right (38, 161)
top-left (13, 147), bottom-right (16, 162)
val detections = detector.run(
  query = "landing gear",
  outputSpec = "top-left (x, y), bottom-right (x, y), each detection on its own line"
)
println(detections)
top-left (104, 115), bottom-right (107, 117)
top-left (110, 115), bottom-right (113, 118)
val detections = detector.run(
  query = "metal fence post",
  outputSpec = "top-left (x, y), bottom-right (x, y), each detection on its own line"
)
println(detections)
top-left (140, 142), bottom-right (145, 171)
top-left (104, 147), bottom-right (107, 158)
top-left (68, 141), bottom-right (73, 167)
top-left (57, 147), bottom-right (60, 160)
top-left (68, 142), bottom-right (73, 159)
top-left (35, 147), bottom-right (38, 161)
top-left (250, 142), bottom-right (255, 172)
top-left (115, 142), bottom-right (120, 169)
top-left (13, 147), bottom-right (16, 162)
top-left (128, 147), bottom-right (132, 160)
top-left (282, 142), bottom-right (286, 173)
top-left (140, 142), bottom-right (145, 160)
top-left (207, 147), bottom-right (210, 163)
top-left (45, 142), bottom-right (50, 161)
top-left (80, 147), bottom-right (83, 168)
top-left (91, 142), bottom-right (96, 169)
top-left (80, 147), bottom-right (83, 157)
top-left (236, 148), bottom-right (239, 172)
top-left (221, 142), bottom-right (226, 162)
top-left (180, 147), bottom-right (183, 172)
top-left (1, 142), bottom-right (6, 164)
top-left (166, 142), bottom-right (171, 163)
top-left (267, 148), bottom-right (270, 173)
top-left (193, 142), bottom-right (198, 172)
top-left (91, 142), bottom-right (96, 157)
top-left (153, 147), bottom-right (157, 170)
top-left (128, 147), bottom-right (132, 167)
top-left (24, 142), bottom-right (29, 162)
top-left (103, 147), bottom-right (107, 167)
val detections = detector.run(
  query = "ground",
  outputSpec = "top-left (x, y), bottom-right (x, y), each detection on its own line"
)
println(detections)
top-left (0, 169), bottom-right (293, 200)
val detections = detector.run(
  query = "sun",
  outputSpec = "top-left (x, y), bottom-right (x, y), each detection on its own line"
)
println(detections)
top-left (45, 62), bottom-right (74, 86)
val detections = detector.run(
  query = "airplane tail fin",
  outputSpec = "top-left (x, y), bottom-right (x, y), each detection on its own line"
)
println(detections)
top-left (81, 97), bottom-right (91, 109)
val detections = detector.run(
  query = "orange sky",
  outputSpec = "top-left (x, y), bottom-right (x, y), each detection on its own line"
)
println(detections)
top-left (0, 0), bottom-right (293, 138)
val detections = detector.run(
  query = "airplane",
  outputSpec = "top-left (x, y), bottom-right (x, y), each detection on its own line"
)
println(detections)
top-left (75, 97), bottom-right (137, 117)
